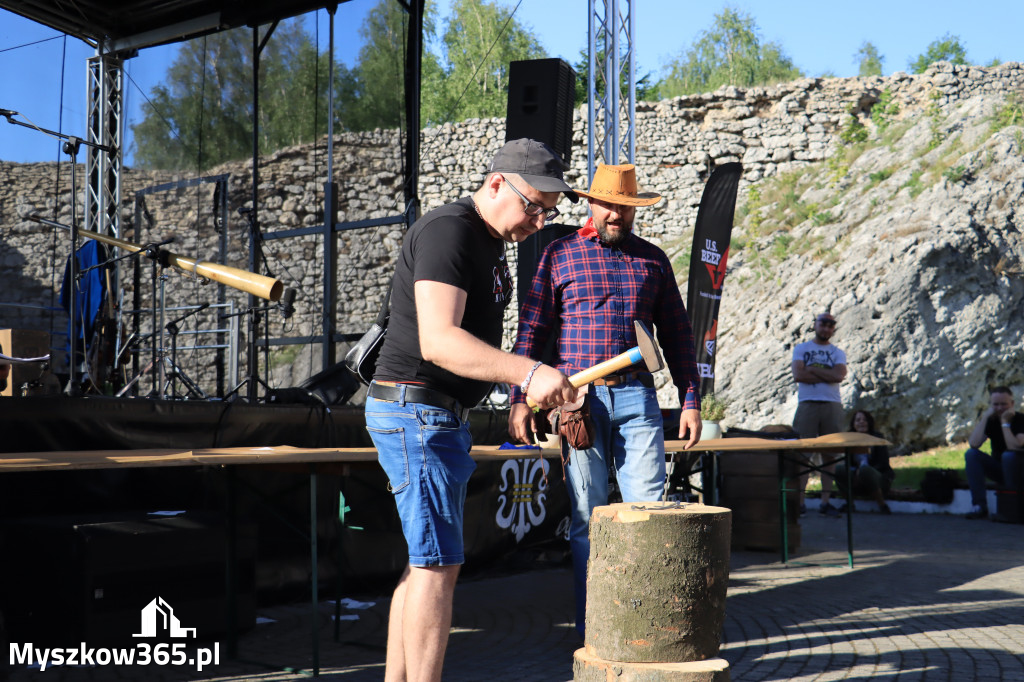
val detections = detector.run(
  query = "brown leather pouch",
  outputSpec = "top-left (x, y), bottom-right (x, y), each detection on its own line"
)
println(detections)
top-left (557, 389), bottom-right (595, 450)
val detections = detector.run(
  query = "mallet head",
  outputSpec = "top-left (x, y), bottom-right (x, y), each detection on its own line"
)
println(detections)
top-left (633, 320), bottom-right (665, 373)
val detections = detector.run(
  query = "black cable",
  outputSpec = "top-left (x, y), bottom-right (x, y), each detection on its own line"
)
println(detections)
top-left (196, 35), bottom-right (208, 175)
top-left (0, 35), bottom-right (62, 53)
top-left (420, 0), bottom-right (525, 164)
top-left (122, 69), bottom-right (195, 162)
top-left (48, 34), bottom-right (69, 341)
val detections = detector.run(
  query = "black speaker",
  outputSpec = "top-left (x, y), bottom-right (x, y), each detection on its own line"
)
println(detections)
top-left (266, 362), bottom-right (359, 406)
top-left (506, 58), bottom-right (576, 165)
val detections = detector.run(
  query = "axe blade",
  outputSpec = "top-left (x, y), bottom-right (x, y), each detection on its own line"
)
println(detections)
top-left (633, 320), bottom-right (665, 373)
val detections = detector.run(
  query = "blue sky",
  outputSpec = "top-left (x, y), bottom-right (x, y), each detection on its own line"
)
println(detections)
top-left (2, 0), bottom-right (1021, 164)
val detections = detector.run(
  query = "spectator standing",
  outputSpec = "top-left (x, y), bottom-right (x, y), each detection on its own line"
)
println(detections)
top-left (791, 311), bottom-right (848, 517)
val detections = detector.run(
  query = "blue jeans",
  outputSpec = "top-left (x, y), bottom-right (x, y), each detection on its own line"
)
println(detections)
top-left (365, 393), bottom-right (475, 566)
top-left (964, 447), bottom-right (1019, 508)
top-left (564, 381), bottom-right (665, 637)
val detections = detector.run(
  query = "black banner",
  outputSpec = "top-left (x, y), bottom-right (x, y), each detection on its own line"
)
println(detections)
top-left (686, 162), bottom-right (742, 397)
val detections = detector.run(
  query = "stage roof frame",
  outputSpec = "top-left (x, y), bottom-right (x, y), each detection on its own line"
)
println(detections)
top-left (0, 0), bottom-right (358, 54)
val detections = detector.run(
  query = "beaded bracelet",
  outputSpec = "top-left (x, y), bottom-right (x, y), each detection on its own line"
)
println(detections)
top-left (520, 361), bottom-right (543, 395)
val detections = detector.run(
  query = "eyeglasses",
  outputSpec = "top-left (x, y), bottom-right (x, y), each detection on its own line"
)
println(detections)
top-left (502, 175), bottom-right (560, 222)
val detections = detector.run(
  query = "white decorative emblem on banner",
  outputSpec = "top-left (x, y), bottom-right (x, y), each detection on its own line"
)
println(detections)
top-left (495, 457), bottom-right (549, 542)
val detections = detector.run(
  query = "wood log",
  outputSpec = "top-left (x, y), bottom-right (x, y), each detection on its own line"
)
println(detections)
top-left (585, 502), bottom-right (731, 663)
top-left (574, 648), bottom-right (730, 682)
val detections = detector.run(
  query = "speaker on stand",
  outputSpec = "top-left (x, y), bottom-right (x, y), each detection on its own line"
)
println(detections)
top-left (506, 58), bottom-right (579, 367)
top-left (505, 58), bottom-right (577, 165)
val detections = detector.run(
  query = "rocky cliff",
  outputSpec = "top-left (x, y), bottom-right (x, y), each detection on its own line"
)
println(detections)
top-left (702, 86), bottom-right (1024, 450)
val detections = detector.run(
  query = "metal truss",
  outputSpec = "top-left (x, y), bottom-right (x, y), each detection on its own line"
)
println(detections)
top-left (587, 0), bottom-right (636, 181)
top-left (85, 54), bottom-right (124, 240)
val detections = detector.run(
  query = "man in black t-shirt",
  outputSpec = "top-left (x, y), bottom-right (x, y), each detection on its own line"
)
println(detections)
top-left (365, 138), bottom-right (579, 682)
top-left (964, 385), bottom-right (1024, 519)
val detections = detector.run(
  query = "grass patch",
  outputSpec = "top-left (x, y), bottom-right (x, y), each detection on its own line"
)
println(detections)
top-left (868, 168), bottom-right (893, 184)
top-left (903, 169), bottom-right (925, 197)
top-left (942, 164), bottom-right (967, 183)
top-left (269, 344), bottom-right (302, 370)
top-left (806, 441), bottom-right (982, 493)
top-left (990, 92), bottom-right (1024, 134)
top-left (871, 89), bottom-right (900, 132)
top-left (672, 245), bottom-right (692, 274)
top-left (890, 442), bottom-right (974, 489)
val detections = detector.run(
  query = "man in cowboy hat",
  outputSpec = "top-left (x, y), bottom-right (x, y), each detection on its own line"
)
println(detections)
top-left (507, 163), bottom-right (702, 638)
top-left (366, 138), bottom-right (579, 682)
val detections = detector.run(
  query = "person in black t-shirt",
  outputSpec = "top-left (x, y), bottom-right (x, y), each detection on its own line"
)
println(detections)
top-left (964, 385), bottom-right (1024, 519)
top-left (365, 138), bottom-right (579, 682)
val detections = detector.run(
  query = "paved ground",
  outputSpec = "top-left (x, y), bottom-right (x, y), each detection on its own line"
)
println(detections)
top-left (4, 510), bottom-right (1023, 681)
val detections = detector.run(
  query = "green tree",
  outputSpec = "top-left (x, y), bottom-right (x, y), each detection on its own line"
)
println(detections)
top-left (428, 0), bottom-right (546, 124)
top-left (346, 0), bottom-right (445, 131)
top-left (573, 43), bottom-right (658, 106)
top-left (659, 7), bottom-right (802, 97)
top-left (132, 21), bottom-right (351, 170)
top-left (856, 41), bottom-right (884, 77)
top-left (909, 33), bottom-right (969, 74)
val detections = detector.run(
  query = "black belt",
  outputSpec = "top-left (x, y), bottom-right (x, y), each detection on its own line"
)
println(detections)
top-left (368, 382), bottom-right (469, 421)
top-left (592, 371), bottom-right (654, 388)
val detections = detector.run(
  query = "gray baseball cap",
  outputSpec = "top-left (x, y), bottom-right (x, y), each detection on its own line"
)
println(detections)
top-left (489, 138), bottom-right (578, 203)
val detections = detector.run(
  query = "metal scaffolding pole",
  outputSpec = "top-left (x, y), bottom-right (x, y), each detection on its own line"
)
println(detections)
top-left (85, 54), bottom-right (123, 240)
top-left (587, 0), bottom-right (636, 183)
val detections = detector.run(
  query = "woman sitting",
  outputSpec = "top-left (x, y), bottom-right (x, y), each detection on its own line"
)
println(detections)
top-left (835, 410), bottom-right (894, 514)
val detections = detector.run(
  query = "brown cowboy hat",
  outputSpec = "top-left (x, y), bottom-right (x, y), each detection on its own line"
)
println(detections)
top-left (574, 164), bottom-right (662, 207)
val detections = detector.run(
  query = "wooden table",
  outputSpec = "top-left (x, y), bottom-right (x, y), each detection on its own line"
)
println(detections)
top-left (0, 443), bottom-right (564, 675)
top-left (0, 444), bottom-right (560, 472)
top-left (663, 432), bottom-right (892, 566)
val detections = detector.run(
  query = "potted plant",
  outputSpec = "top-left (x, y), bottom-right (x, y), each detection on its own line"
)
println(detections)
top-left (699, 393), bottom-right (729, 441)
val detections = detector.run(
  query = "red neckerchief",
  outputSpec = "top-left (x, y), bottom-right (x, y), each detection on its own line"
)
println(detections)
top-left (578, 216), bottom-right (599, 240)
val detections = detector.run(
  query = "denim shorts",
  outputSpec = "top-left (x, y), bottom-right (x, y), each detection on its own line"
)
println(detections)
top-left (365, 394), bottom-right (476, 567)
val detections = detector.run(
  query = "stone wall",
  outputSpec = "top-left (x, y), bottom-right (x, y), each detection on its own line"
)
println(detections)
top-left (2, 61), bottom-right (1022, 447)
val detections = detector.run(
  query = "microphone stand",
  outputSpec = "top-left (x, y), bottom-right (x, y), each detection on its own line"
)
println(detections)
top-left (3, 111), bottom-right (115, 396)
top-left (163, 303), bottom-right (209, 400)
top-left (237, 206), bottom-right (274, 402)
top-left (220, 303), bottom-right (275, 402)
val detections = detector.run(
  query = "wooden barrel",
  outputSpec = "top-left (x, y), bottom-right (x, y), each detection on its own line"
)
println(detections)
top-left (584, 502), bottom-right (731, 664)
top-left (718, 451), bottom-right (800, 551)
top-left (574, 648), bottom-right (731, 682)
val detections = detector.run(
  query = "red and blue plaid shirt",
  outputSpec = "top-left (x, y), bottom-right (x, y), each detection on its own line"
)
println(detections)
top-left (511, 218), bottom-right (701, 411)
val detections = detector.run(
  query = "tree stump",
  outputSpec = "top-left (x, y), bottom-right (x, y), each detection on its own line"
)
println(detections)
top-left (574, 649), bottom-right (731, 682)
top-left (584, 502), bottom-right (731, 664)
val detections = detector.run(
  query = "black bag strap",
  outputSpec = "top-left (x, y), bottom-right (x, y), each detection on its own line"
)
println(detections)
top-left (376, 279), bottom-right (393, 327)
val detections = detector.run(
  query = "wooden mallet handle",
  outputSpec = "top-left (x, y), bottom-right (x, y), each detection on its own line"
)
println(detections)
top-left (526, 347), bottom-right (643, 409)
